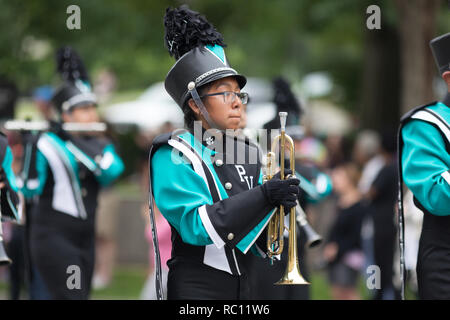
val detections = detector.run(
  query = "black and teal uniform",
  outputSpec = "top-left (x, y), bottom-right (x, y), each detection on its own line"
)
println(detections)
top-left (150, 129), bottom-right (277, 299)
top-left (22, 131), bottom-right (124, 299)
top-left (246, 162), bottom-right (332, 300)
top-left (0, 133), bottom-right (20, 222)
top-left (399, 93), bottom-right (450, 299)
top-left (0, 132), bottom-right (20, 282)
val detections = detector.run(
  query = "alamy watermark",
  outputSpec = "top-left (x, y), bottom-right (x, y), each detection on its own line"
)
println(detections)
top-left (366, 5), bottom-right (381, 30)
top-left (66, 265), bottom-right (81, 290)
top-left (366, 265), bottom-right (381, 290)
top-left (66, 5), bottom-right (81, 30)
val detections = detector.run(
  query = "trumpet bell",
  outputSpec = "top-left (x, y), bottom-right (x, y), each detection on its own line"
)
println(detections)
top-left (302, 223), bottom-right (323, 248)
top-left (275, 259), bottom-right (310, 285)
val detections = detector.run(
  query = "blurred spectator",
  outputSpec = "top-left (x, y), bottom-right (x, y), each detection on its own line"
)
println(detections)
top-left (364, 129), bottom-right (400, 300)
top-left (354, 130), bottom-right (383, 193)
top-left (94, 69), bottom-right (117, 104)
top-left (353, 130), bottom-right (382, 293)
top-left (32, 86), bottom-right (54, 120)
top-left (92, 188), bottom-right (120, 290)
top-left (325, 134), bottom-right (349, 169)
top-left (323, 162), bottom-right (364, 300)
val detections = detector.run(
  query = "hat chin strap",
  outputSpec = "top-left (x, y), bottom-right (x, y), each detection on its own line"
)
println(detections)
top-left (188, 82), bottom-right (219, 130)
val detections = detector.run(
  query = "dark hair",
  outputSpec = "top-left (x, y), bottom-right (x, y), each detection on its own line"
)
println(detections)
top-left (183, 83), bottom-right (212, 130)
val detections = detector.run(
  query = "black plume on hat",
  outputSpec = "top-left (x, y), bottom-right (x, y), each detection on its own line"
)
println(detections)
top-left (164, 5), bottom-right (227, 60)
top-left (273, 77), bottom-right (302, 115)
top-left (263, 77), bottom-right (303, 134)
top-left (52, 46), bottom-right (96, 113)
top-left (56, 46), bottom-right (90, 84)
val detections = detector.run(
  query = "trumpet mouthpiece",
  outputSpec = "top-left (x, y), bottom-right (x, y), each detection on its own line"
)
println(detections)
top-left (279, 112), bottom-right (287, 131)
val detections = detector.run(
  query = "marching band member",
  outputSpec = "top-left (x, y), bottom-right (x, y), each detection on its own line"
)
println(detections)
top-left (148, 6), bottom-right (300, 300)
top-left (0, 133), bottom-right (20, 223)
top-left (21, 47), bottom-right (124, 299)
top-left (398, 32), bottom-right (450, 299)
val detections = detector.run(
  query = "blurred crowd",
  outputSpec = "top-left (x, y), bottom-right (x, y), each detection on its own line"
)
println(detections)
top-left (0, 73), bottom-right (420, 301)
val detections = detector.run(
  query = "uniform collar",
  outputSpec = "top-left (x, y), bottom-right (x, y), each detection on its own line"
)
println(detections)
top-left (442, 92), bottom-right (450, 108)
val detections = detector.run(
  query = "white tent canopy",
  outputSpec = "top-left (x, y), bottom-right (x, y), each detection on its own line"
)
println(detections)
top-left (103, 77), bottom-right (352, 136)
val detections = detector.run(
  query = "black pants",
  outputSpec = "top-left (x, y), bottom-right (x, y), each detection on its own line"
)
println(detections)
top-left (30, 211), bottom-right (96, 300)
top-left (167, 258), bottom-right (251, 300)
top-left (7, 224), bottom-right (26, 300)
top-left (243, 234), bottom-right (310, 300)
top-left (417, 214), bottom-right (450, 300)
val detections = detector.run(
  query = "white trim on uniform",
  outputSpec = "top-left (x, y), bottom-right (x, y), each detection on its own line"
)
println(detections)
top-left (203, 244), bottom-right (232, 274)
top-left (411, 110), bottom-right (450, 143)
top-left (168, 139), bottom-right (225, 249)
top-left (442, 171), bottom-right (450, 186)
top-left (37, 137), bottom-right (79, 218)
top-left (198, 205), bottom-right (225, 249)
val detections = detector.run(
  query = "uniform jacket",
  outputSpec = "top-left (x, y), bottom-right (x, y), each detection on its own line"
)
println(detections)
top-left (149, 129), bottom-right (277, 276)
top-left (400, 93), bottom-right (450, 216)
top-left (21, 131), bottom-right (124, 222)
top-left (0, 132), bottom-right (20, 222)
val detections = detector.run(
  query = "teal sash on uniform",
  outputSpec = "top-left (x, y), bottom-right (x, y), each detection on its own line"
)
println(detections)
top-left (174, 130), bottom-right (276, 254)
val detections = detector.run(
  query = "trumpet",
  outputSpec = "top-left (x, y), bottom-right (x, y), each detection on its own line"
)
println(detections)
top-left (264, 112), bottom-right (309, 285)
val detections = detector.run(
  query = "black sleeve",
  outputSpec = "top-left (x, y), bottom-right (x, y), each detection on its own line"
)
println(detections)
top-left (0, 183), bottom-right (19, 221)
top-left (205, 185), bottom-right (274, 248)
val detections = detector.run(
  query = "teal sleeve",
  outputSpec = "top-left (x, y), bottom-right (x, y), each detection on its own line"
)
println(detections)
top-left (402, 120), bottom-right (450, 216)
top-left (20, 150), bottom-right (48, 198)
top-left (151, 145), bottom-right (213, 246)
top-left (95, 144), bottom-right (125, 187)
top-left (2, 146), bottom-right (18, 192)
top-left (295, 171), bottom-right (333, 204)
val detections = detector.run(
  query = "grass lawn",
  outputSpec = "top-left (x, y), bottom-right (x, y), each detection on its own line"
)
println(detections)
top-left (1, 265), bottom-right (386, 300)
top-left (91, 264), bottom-right (148, 300)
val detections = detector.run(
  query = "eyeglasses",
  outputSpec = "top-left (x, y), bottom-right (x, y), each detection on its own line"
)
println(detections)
top-left (200, 91), bottom-right (249, 105)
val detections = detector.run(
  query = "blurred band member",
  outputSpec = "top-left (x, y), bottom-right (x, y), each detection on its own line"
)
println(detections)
top-left (22, 47), bottom-right (124, 299)
top-left (398, 32), bottom-right (450, 299)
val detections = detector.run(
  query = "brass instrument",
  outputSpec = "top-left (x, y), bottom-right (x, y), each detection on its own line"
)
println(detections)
top-left (264, 112), bottom-right (309, 285)
top-left (296, 202), bottom-right (322, 248)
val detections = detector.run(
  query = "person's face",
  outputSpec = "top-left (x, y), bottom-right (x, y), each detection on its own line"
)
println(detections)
top-left (331, 167), bottom-right (352, 194)
top-left (189, 77), bottom-right (244, 130)
top-left (62, 104), bottom-right (99, 123)
top-left (443, 71), bottom-right (450, 91)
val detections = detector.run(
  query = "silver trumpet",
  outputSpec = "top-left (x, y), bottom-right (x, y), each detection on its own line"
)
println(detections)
top-left (4, 120), bottom-right (107, 133)
top-left (296, 202), bottom-right (323, 249)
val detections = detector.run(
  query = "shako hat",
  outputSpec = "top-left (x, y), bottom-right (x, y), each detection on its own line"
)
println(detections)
top-left (163, 5), bottom-right (247, 111)
top-left (51, 46), bottom-right (97, 114)
top-left (430, 32), bottom-right (450, 75)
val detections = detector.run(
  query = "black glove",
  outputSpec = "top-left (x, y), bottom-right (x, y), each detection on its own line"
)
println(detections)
top-left (49, 121), bottom-right (71, 141)
top-left (262, 169), bottom-right (300, 211)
